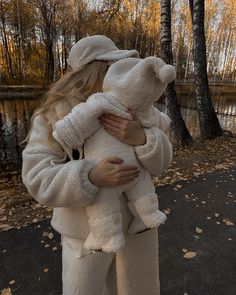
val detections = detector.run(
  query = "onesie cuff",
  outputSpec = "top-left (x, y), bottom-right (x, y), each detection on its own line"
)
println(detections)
top-left (79, 160), bottom-right (100, 197)
top-left (134, 127), bottom-right (156, 158)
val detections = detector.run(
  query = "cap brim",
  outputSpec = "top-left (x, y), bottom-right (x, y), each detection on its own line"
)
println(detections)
top-left (95, 49), bottom-right (139, 61)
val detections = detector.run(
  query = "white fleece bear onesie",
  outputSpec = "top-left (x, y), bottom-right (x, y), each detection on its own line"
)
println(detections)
top-left (52, 57), bottom-right (176, 253)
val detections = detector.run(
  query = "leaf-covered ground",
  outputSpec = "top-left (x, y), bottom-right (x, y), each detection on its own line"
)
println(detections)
top-left (154, 133), bottom-right (236, 186)
top-left (1, 167), bottom-right (235, 294)
top-left (0, 134), bottom-right (235, 232)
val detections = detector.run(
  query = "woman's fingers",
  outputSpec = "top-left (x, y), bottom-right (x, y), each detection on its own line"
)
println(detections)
top-left (117, 178), bottom-right (136, 185)
top-left (106, 156), bottom-right (123, 164)
top-left (102, 123), bottom-right (121, 134)
top-left (98, 116), bottom-right (124, 128)
top-left (117, 170), bottom-right (140, 178)
top-left (119, 164), bottom-right (139, 171)
top-left (99, 113), bottom-right (126, 123)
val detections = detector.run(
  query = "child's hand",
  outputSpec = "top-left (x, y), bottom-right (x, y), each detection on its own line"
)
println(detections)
top-left (98, 108), bottom-right (146, 146)
top-left (88, 156), bottom-right (140, 187)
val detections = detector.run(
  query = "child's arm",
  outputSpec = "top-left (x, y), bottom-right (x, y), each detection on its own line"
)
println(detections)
top-left (52, 93), bottom-right (110, 150)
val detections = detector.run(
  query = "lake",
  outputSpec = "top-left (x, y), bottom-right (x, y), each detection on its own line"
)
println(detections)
top-left (0, 86), bottom-right (235, 172)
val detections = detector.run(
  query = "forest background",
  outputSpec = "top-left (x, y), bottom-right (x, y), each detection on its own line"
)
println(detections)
top-left (0, 0), bottom-right (235, 86)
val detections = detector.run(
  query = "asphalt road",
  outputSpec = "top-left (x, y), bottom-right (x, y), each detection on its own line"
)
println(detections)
top-left (1, 167), bottom-right (235, 295)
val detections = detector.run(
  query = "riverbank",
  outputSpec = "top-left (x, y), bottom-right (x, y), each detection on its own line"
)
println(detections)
top-left (0, 133), bottom-right (235, 232)
top-left (0, 86), bottom-right (46, 99)
top-left (0, 82), bottom-right (235, 99)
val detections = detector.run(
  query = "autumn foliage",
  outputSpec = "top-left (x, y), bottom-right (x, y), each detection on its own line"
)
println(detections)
top-left (0, 0), bottom-right (235, 85)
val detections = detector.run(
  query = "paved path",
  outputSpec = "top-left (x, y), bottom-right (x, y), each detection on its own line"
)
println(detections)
top-left (0, 167), bottom-right (235, 295)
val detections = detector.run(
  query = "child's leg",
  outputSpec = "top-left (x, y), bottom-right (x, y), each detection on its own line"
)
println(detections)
top-left (84, 188), bottom-right (125, 252)
top-left (125, 168), bottom-right (167, 234)
top-left (61, 235), bottom-right (115, 295)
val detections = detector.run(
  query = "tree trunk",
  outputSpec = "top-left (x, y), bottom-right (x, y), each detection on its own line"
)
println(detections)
top-left (161, 0), bottom-right (193, 146)
top-left (0, 0), bottom-right (14, 80)
top-left (189, 0), bottom-right (223, 138)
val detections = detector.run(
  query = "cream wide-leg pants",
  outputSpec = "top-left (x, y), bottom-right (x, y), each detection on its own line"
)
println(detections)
top-left (61, 227), bottom-right (160, 295)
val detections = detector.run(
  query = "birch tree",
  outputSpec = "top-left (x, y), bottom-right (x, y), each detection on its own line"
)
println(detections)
top-left (189, 0), bottom-right (223, 138)
top-left (161, 0), bottom-right (193, 146)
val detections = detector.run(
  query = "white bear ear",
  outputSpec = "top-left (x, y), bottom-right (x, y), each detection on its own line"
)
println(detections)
top-left (159, 65), bottom-right (176, 84)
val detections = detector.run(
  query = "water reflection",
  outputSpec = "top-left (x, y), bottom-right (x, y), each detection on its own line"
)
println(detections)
top-left (0, 93), bottom-right (235, 172)
top-left (0, 98), bottom-right (42, 171)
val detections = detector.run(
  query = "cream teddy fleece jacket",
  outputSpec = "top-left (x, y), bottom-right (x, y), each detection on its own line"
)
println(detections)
top-left (22, 112), bottom-right (172, 239)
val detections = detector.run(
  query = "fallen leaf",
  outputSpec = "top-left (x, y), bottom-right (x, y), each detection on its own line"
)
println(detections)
top-left (183, 252), bottom-right (197, 259)
top-left (196, 227), bottom-right (203, 234)
top-left (164, 208), bottom-right (171, 214)
top-left (0, 288), bottom-right (12, 295)
top-left (223, 219), bottom-right (234, 226)
top-left (0, 224), bottom-right (10, 229)
top-left (8, 280), bottom-right (15, 285)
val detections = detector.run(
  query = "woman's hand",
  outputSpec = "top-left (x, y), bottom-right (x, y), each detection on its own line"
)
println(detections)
top-left (88, 156), bottom-right (140, 188)
top-left (98, 108), bottom-right (146, 146)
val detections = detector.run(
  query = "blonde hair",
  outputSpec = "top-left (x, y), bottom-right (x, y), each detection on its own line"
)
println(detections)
top-left (21, 60), bottom-right (109, 146)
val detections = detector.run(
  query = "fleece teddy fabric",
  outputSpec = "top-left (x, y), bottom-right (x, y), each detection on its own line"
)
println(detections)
top-left (52, 57), bottom-right (176, 252)
top-left (21, 111), bottom-right (173, 238)
top-left (21, 83), bottom-right (173, 294)
top-left (68, 35), bottom-right (139, 71)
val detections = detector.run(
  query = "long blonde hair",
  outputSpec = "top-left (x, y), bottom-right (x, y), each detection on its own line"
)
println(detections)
top-left (21, 61), bottom-right (108, 146)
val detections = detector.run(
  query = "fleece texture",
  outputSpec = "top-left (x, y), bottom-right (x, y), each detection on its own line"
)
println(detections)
top-left (52, 56), bottom-right (176, 252)
top-left (22, 113), bottom-right (173, 239)
top-left (68, 35), bottom-right (139, 71)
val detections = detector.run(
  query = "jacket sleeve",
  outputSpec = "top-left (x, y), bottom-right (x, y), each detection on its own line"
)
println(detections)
top-left (22, 115), bottom-right (99, 208)
top-left (52, 93), bottom-right (109, 149)
top-left (134, 113), bottom-right (173, 177)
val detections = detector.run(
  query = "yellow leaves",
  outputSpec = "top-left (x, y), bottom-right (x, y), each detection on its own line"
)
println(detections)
top-left (183, 251), bottom-right (197, 259)
top-left (154, 135), bottom-right (236, 187)
top-left (8, 281), bottom-right (15, 285)
top-left (0, 288), bottom-right (12, 295)
top-left (164, 208), bottom-right (171, 214)
top-left (223, 218), bottom-right (234, 226)
top-left (195, 227), bottom-right (203, 234)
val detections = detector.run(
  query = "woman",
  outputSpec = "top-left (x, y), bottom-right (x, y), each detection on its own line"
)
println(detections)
top-left (22, 35), bottom-right (173, 295)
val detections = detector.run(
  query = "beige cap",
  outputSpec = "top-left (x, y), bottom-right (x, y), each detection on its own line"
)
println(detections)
top-left (68, 35), bottom-right (139, 71)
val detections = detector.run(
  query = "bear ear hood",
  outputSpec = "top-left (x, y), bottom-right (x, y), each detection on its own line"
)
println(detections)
top-left (104, 56), bottom-right (176, 87)
top-left (103, 56), bottom-right (176, 111)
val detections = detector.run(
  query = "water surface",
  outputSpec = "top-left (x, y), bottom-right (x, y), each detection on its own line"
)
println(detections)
top-left (0, 91), bottom-right (235, 172)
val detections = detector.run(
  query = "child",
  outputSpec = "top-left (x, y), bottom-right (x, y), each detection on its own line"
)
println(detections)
top-left (52, 56), bottom-right (176, 252)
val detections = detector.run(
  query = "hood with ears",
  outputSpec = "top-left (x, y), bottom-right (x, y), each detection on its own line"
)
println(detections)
top-left (103, 56), bottom-right (176, 112)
